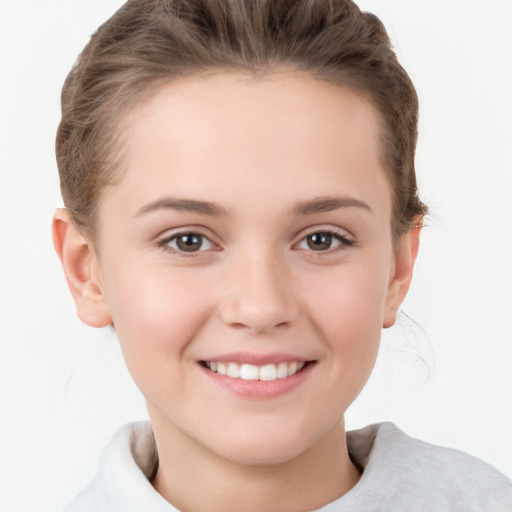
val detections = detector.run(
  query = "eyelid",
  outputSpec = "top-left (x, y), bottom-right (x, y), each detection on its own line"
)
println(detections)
top-left (292, 226), bottom-right (355, 251)
top-left (153, 225), bottom-right (354, 255)
top-left (155, 227), bottom-right (221, 255)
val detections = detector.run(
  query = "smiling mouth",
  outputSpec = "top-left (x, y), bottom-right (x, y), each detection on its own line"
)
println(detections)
top-left (201, 361), bottom-right (310, 381)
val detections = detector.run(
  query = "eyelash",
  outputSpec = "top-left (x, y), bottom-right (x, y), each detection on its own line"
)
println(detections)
top-left (156, 230), bottom-right (217, 257)
top-left (155, 228), bottom-right (355, 256)
top-left (294, 229), bottom-right (355, 253)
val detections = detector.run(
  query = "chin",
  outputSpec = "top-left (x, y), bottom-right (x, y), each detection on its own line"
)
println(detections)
top-left (219, 442), bottom-right (309, 467)
top-left (204, 424), bottom-right (324, 467)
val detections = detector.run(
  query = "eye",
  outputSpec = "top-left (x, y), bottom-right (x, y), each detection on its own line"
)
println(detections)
top-left (296, 230), bottom-right (353, 252)
top-left (161, 232), bottom-right (214, 253)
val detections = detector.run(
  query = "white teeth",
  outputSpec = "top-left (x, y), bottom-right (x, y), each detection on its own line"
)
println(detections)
top-left (240, 364), bottom-right (259, 380)
top-left (227, 362), bottom-right (241, 378)
top-left (217, 362), bottom-right (227, 376)
top-left (205, 361), bottom-right (307, 381)
top-left (259, 364), bottom-right (277, 381)
top-left (277, 362), bottom-right (288, 379)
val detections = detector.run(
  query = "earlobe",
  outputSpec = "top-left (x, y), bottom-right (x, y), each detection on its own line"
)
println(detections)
top-left (383, 222), bottom-right (422, 328)
top-left (52, 209), bottom-right (113, 328)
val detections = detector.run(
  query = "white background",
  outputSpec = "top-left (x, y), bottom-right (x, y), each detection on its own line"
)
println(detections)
top-left (0, 1), bottom-right (511, 511)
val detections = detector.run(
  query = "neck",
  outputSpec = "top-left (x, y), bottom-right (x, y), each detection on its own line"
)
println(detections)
top-left (150, 415), bottom-right (360, 512)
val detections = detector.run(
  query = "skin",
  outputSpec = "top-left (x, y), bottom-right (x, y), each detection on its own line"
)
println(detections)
top-left (53, 72), bottom-right (420, 512)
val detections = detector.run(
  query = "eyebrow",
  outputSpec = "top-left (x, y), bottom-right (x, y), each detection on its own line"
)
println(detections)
top-left (136, 197), bottom-right (227, 217)
top-left (293, 196), bottom-right (372, 215)
top-left (135, 195), bottom-right (371, 218)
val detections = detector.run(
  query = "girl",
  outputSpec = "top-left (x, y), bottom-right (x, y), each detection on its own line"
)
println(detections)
top-left (52, 0), bottom-right (512, 510)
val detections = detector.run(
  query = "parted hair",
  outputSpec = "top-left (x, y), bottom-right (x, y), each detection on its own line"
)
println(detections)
top-left (56, 0), bottom-right (427, 239)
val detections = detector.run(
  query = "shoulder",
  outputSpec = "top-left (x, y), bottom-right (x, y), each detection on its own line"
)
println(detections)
top-left (63, 422), bottom-right (174, 512)
top-left (338, 422), bottom-right (512, 512)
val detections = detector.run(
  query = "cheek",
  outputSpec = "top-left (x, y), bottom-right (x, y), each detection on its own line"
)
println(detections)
top-left (101, 261), bottom-right (214, 378)
top-left (301, 258), bottom-right (389, 392)
top-left (305, 258), bottom-right (389, 336)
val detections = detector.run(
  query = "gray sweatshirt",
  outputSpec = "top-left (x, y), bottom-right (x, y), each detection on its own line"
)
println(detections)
top-left (64, 422), bottom-right (512, 511)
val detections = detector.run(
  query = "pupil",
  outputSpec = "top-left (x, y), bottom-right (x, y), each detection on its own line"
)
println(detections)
top-left (307, 233), bottom-right (332, 251)
top-left (177, 234), bottom-right (202, 252)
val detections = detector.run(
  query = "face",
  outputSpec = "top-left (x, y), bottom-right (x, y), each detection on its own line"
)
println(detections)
top-left (61, 73), bottom-right (417, 466)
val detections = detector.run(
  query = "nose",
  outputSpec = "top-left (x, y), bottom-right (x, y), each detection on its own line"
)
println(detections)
top-left (219, 250), bottom-right (299, 334)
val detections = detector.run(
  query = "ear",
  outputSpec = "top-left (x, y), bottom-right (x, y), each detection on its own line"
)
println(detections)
top-left (52, 209), bottom-right (113, 328)
top-left (382, 221), bottom-right (422, 328)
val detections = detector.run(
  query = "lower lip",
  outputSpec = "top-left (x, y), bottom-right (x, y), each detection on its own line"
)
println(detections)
top-left (198, 362), bottom-right (315, 399)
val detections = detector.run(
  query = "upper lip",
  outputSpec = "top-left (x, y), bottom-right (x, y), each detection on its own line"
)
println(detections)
top-left (199, 352), bottom-right (312, 365)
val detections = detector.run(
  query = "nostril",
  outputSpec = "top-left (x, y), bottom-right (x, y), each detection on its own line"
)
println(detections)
top-left (229, 322), bottom-right (250, 330)
top-left (227, 321), bottom-right (290, 334)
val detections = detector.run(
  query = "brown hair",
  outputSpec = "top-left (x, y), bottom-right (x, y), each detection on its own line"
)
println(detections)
top-left (56, 0), bottom-right (427, 239)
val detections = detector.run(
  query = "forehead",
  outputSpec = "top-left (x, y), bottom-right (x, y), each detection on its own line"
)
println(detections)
top-left (108, 72), bottom-right (391, 220)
